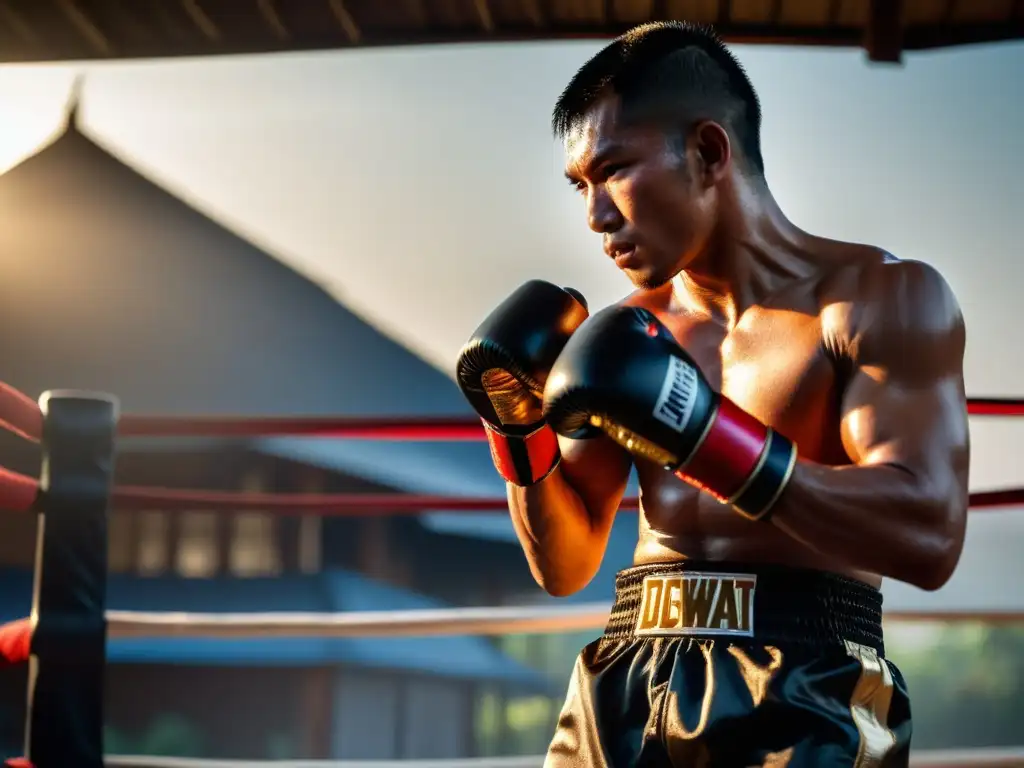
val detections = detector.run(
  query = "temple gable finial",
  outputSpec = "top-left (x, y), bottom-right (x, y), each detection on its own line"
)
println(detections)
top-left (63, 74), bottom-right (85, 133)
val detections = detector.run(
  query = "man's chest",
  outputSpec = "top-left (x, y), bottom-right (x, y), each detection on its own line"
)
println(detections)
top-left (652, 307), bottom-right (843, 457)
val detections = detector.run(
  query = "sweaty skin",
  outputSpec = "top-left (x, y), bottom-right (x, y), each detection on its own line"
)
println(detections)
top-left (506, 96), bottom-right (969, 596)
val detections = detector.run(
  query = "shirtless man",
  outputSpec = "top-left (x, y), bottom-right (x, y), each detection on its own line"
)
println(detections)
top-left (456, 21), bottom-right (969, 767)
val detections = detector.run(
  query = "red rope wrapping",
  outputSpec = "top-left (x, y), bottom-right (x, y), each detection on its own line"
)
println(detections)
top-left (0, 374), bottom-right (1019, 444)
top-left (0, 467), bottom-right (38, 514)
top-left (0, 466), bottom-right (1018, 516)
top-left (115, 396), bottom-right (1024, 438)
top-left (86, 484), bottom-right (1024, 515)
top-left (0, 383), bottom-right (41, 443)
top-left (965, 398), bottom-right (1024, 416)
top-left (0, 378), bottom-right (1020, 516)
top-left (0, 618), bottom-right (31, 667)
top-left (118, 415), bottom-right (488, 440)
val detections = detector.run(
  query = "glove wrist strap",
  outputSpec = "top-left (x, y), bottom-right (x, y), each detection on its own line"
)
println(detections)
top-left (483, 420), bottom-right (561, 487)
top-left (674, 397), bottom-right (798, 521)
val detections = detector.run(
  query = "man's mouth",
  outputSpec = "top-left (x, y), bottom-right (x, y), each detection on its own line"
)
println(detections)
top-left (613, 245), bottom-right (639, 268)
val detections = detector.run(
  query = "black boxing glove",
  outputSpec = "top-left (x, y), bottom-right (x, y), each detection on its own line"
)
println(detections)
top-left (543, 305), bottom-right (798, 521)
top-left (456, 281), bottom-right (589, 486)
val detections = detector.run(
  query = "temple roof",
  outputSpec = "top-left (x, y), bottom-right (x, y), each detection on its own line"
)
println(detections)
top-left (0, 94), bottom-right (468, 421)
top-left (0, 1), bottom-right (1019, 65)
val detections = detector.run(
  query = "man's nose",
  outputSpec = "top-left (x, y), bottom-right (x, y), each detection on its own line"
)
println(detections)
top-left (587, 185), bottom-right (623, 234)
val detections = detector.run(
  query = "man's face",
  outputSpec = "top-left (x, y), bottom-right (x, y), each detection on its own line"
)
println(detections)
top-left (563, 96), bottom-right (717, 289)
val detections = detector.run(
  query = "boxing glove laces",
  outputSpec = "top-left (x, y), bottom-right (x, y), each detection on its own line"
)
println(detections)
top-left (543, 305), bottom-right (798, 520)
top-left (456, 281), bottom-right (590, 486)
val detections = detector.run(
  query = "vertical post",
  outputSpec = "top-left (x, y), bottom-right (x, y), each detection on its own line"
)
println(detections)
top-left (865, 0), bottom-right (904, 63)
top-left (26, 391), bottom-right (118, 768)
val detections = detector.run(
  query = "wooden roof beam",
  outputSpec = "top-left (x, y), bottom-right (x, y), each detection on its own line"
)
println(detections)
top-left (256, 0), bottom-right (290, 40)
top-left (864, 0), bottom-right (903, 63)
top-left (718, 0), bottom-right (733, 24)
top-left (0, 1), bottom-right (39, 46)
top-left (58, 0), bottom-right (113, 55)
top-left (941, 0), bottom-right (956, 24)
top-left (473, 0), bottom-right (495, 33)
top-left (827, 0), bottom-right (842, 24)
top-left (521, 0), bottom-right (546, 27)
top-left (404, 0), bottom-right (428, 27)
top-left (181, 0), bottom-right (220, 41)
top-left (327, 0), bottom-right (361, 43)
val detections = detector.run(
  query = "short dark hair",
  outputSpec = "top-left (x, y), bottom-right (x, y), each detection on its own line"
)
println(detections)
top-left (551, 21), bottom-right (764, 175)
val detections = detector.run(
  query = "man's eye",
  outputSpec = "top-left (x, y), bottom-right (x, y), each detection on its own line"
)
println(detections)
top-left (573, 180), bottom-right (587, 194)
top-left (604, 164), bottom-right (626, 178)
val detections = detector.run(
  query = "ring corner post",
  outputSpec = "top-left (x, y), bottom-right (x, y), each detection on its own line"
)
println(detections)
top-left (26, 390), bottom-right (118, 768)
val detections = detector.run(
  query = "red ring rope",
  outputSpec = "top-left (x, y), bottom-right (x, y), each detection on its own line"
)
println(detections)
top-left (113, 397), bottom-right (1024, 438)
top-left (0, 467), bottom-right (39, 513)
top-left (0, 617), bottom-right (31, 667)
top-left (117, 415), bottom-right (488, 440)
top-left (105, 486), bottom-right (1024, 514)
top-left (0, 383), bottom-right (42, 442)
top-left (0, 380), bottom-right (1021, 515)
top-left (964, 398), bottom-right (1024, 416)
top-left (0, 377), bottom-right (1021, 443)
top-left (0, 467), bottom-right (1017, 516)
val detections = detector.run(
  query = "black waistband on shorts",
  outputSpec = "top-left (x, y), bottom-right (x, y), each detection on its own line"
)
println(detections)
top-left (603, 561), bottom-right (885, 655)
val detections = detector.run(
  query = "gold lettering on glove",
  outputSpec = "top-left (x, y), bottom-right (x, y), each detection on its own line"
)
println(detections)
top-left (590, 415), bottom-right (679, 468)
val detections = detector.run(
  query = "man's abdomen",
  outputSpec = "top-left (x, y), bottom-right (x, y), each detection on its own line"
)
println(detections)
top-left (634, 468), bottom-right (882, 588)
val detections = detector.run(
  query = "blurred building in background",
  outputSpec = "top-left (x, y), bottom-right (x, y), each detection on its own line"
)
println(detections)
top-left (0, 100), bottom-right (569, 761)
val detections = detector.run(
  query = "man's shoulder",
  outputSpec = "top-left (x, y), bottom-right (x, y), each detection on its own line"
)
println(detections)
top-left (820, 248), bottom-right (957, 314)
top-left (819, 248), bottom-right (963, 357)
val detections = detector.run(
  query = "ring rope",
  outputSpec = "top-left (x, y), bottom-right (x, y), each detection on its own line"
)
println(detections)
top-left (1, 603), bottom-right (1019, 655)
top-left (0, 383), bottom-right (42, 442)
top-left (1, 382), bottom-right (1020, 767)
top-left (92, 746), bottom-right (1024, 767)
top-left (0, 617), bottom-right (31, 665)
top-left (100, 485), bottom-right (1024, 514)
top-left (97, 605), bottom-right (1024, 639)
top-left (0, 477), bottom-right (1020, 517)
top-left (105, 759), bottom-right (543, 768)
top-left (0, 380), bottom-right (1021, 444)
top-left (112, 395), bottom-right (1024, 437)
top-left (10, 748), bottom-right (1024, 767)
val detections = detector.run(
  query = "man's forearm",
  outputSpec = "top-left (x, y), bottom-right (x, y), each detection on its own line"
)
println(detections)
top-left (507, 469), bottom-right (607, 597)
top-left (769, 461), bottom-right (967, 590)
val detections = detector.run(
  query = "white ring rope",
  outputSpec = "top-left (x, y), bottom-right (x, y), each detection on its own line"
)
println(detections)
top-left (101, 747), bottom-right (1024, 767)
top-left (103, 604), bottom-right (1024, 640)
top-left (105, 603), bottom-right (608, 639)
top-left (105, 759), bottom-right (540, 768)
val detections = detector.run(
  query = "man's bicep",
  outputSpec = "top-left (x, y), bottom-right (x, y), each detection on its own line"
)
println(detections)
top-left (840, 366), bottom-right (968, 473)
top-left (558, 434), bottom-right (632, 527)
top-left (838, 260), bottom-right (969, 477)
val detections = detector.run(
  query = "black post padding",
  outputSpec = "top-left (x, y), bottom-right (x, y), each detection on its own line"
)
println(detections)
top-left (26, 391), bottom-right (118, 768)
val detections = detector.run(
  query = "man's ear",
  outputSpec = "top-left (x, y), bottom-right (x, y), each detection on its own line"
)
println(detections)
top-left (692, 120), bottom-right (732, 185)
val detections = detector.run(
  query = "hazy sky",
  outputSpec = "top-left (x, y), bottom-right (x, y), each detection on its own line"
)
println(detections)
top-left (0, 38), bottom-right (1021, 496)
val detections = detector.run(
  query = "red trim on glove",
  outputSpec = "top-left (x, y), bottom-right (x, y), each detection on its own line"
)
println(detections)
top-left (483, 420), bottom-right (560, 486)
top-left (675, 398), bottom-right (769, 503)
